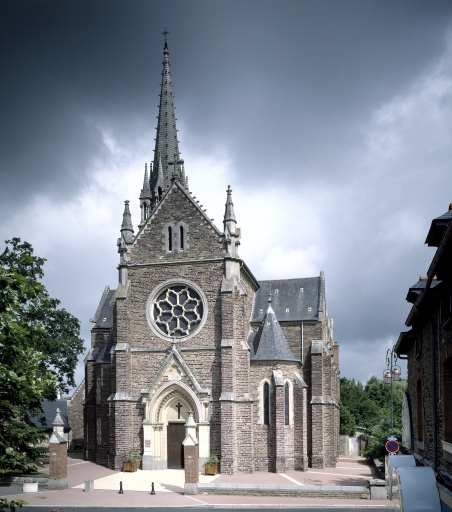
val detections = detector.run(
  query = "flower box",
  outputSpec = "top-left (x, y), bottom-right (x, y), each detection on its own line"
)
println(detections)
top-left (122, 461), bottom-right (138, 472)
top-left (204, 463), bottom-right (218, 475)
top-left (23, 481), bottom-right (38, 493)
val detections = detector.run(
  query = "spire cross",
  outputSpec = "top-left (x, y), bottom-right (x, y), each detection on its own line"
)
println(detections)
top-left (168, 152), bottom-right (184, 174)
top-left (162, 27), bottom-right (169, 43)
top-left (227, 185), bottom-right (232, 195)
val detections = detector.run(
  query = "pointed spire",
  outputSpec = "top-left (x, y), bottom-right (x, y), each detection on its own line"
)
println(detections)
top-left (120, 200), bottom-right (134, 244)
top-left (139, 164), bottom-right (152, 227)
top-left (251, 301), bottom-right (299, 362)
top-left (140, 164), bottom-right (151, 199)
top-left (224, 185), bottom-right (236, 223)
top-left (150, 38), bottom-right (186, 193)
top-left (52, 407), bottom-right (65, 426)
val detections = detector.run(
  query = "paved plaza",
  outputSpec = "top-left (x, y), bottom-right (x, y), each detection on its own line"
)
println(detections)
top-left (0, 454), bottom-right (398, 509)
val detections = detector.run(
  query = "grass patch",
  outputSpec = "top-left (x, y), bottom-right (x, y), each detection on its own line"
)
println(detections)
top-left (67, 449), bottom-right (83, 454)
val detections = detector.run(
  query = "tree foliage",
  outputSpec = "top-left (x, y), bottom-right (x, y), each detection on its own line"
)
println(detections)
top-left (0, 238), bottom-right (84, 474)
top-left (340, 375), bottom-right (407, 434)
top-left (361, 420), bottom-right (403, 463)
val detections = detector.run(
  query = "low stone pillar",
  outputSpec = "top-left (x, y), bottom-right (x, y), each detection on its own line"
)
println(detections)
top-left (48, 408), bottom-right (68, 490)
top-left (183, 411), bottom-right (199, 495)
top-left (84, 479), bottom-right (94, 492)
top-left (368, 479), bottom-right (387, 500)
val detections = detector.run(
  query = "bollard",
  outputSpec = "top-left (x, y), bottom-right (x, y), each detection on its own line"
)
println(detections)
top-left (119, 481), bottom-right (124, 494)
top-left (151, 482), bottom-right (155, 495)
top-left (84, 479), bottom-right (94, 493)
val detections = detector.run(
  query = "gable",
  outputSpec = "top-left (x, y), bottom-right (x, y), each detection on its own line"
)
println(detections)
top-left (128, 182), bottom-right (225, 264)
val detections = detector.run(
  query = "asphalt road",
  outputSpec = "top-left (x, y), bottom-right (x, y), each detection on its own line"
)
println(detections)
top-left (21, 508), bottom-right (396, 512)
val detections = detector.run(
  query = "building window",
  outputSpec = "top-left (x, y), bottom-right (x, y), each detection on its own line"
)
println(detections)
top-left (285, 383), bottom-right (289, 425)
top-left (96, 418), bottom-right (101, 444)
top-left (168, 226), bottom-right (173, 251)
top-left (158, 187), bottom-right (162, 200)
top-left (96, 377), bottom-right (101, 404)
top-left (264, 382), bottom-right (270, 425)
top-left (443, 357), bottom-right (452, 443)
top-left (180, 225), bottom-right (184, 250)
top-left (416, 379), bottom-right (424, 442)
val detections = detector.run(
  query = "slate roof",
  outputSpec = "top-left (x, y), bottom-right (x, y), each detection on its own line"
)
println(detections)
top-left (92, 288), bottom-right (116, 329)
top-left (251, 278), bottom-right (320, 323)
top-left (27, 399), bottom-right (69, 431)
top-left (250, 302), bottom-right (299, 362)
top-left (406, 278), bottom-right (442, 303)
top-left (425, 206), bottom-right (452, 247)
top-left (95, 328), bottom-right (114, 364)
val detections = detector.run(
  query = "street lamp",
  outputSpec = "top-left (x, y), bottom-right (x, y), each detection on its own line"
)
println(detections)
top-left (383, 348), bottom-right (401, 430)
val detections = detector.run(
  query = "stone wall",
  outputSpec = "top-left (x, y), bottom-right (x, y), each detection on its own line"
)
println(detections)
top-left (68, 381), bottom-right (85, 448)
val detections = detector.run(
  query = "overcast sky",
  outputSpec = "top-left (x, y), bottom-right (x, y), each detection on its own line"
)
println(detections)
top-left (2, 0), bottom-right (452, 390)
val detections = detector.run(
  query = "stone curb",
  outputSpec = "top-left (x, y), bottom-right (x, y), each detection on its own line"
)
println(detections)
top-left (1, 477), bottom-right (49, 487)
top-left (198, 483), bottom-right (370, 499)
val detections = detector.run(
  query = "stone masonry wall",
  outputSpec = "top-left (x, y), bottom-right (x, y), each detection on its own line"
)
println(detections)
top-left (68, 381), bottom-right (85, 448)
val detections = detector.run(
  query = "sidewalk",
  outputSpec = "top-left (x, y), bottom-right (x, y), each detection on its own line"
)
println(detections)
top-left (0, 454), bottom-right (397, 509)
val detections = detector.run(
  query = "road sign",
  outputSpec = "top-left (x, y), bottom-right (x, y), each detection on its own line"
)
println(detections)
top-left (386, 439), bottom-right (400, 453)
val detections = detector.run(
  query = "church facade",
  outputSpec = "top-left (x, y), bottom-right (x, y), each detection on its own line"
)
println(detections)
top-left (84, 41), bottom-right (340, 473)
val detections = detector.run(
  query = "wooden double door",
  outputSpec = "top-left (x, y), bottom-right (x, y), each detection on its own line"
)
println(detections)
top-left (167, 423), bottom-right (185, 469)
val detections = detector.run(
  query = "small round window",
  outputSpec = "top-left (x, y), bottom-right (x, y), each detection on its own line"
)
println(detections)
top-left (148, 281), bottom-right (206, 340)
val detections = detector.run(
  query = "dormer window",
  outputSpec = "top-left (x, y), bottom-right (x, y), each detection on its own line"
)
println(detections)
top-left (275, 289), bottom-right (279, 294)
top-left (286, 308), bottom-right (289, 313)
top-left (308, 307), bottom-right (312, 312)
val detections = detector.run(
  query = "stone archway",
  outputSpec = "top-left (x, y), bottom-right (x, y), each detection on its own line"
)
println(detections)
top-left (142, 383), bottom-right (209, 470)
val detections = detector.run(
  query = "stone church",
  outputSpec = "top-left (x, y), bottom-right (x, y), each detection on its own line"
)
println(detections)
top-left (84, 41), bottom-right (340, 473)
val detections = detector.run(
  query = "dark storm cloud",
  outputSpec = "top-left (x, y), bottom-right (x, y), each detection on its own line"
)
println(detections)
top-left (2, 0), bottom-right (452, 386)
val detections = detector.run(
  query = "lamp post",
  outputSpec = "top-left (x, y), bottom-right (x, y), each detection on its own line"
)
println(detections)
top-left (383, 348), bottom-right (401, 431)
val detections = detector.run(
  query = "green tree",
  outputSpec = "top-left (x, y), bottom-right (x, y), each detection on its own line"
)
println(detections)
top-left (339, 402), bottom-right (356, 436)
top-left (0, 238), bottom-right (84, 474)
top-left (362, 420), bottom-right (403, 463)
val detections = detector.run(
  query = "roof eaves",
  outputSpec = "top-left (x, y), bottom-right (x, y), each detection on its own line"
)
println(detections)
top-left (406, 217), bottom-right (452, 327)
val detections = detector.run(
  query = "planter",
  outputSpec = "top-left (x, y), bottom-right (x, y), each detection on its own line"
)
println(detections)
top-left (23, 482), bottom-right (38, 493)
top-left (122, 461), bottom-right (138, 472)
top-left (204, 463), bottom-right (218, 475)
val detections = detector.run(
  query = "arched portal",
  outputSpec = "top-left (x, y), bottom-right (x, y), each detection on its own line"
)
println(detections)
top-left (142, 382), bottom-right (209, 470)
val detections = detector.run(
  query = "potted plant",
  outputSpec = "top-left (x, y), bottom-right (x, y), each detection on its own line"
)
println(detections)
top-left (122, 449), bottom-right (142, 472)
top-left (23, 479), bottom-right (38, 493)
top-left (203, 454), bottom-right (218, 475)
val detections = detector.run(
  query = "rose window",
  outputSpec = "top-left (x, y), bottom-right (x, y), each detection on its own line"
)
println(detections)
top-left (152, 285), bottom-right (204, 338)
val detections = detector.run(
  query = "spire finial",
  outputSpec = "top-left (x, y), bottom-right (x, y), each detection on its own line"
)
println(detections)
top-left (223, 185), bottom-right (236, 223)
top-left (162, 27), bottom-right (169, 44)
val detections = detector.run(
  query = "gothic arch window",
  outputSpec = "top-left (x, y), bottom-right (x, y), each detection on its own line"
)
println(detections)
top-left (443, 357), bottom-right (452, 443)
top-left (284, 379), bottom-right (294, 426)
top-left (175, 221), bottom-right (189, 252)
top-left (264, 382), bottom-right (270, 425)
top-left (258, 379), bottom-right (272, 426)
top-left (180, 225), bottom-right (184, 250)
top-left (168, 226), bottom-right (173, 251)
